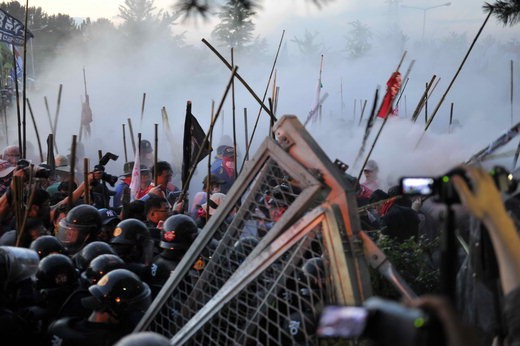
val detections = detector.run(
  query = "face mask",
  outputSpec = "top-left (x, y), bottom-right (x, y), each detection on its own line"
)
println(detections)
top-left (224, 160), bottom-right (235, 170)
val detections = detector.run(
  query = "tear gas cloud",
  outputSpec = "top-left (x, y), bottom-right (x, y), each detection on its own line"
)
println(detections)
top-left (8, 0), bottom-right (520, 194)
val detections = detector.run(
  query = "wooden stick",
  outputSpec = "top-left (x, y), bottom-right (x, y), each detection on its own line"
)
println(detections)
top-left (178, 66), bottom-right (238, 202)
top-left (231, 48), bottom-right (238, 179)
top-left (128, 118), bottom-right (136, 155)
top-left (358, 99), bottom-right (367, 126)
top-left (423, 10), bottom-right (493, 133)
top-left (207, 108), bottom-right (214, 219)
top-left (449, 102), bottom-right (454, 134)
top-left (140, 92), bottom-right (146, 125)
top-left (243, 108), bottom-right (249, 162)
top-left (84, 158), bottom-right (90, 205)
top-left (424, 82), bottom-right (428, 124)
top-left (53, 84), bottom-right (63, 151)
top-left (12, 44), bottom-right (22, 156)
top-left (411, 75), bottom-right (436, 123)
top-left (201, 38), bottom-right (275, 124)
top-left (122, 124), bottom-right (128, 162)
top-left (22, 0), bottom-right (29, 159)
top-left (16, 171), bottom-right (36, 247)
top-left (244, 31), bottom-right (285, 158)
top-left (26, 98), bottom-right (43, 162)
top-left (511, 59), bottom-right (514, 125)
top-left (67, 135), bottom-right (77, 212)
top-left (154, 125), bottom-right (158, 186)
top-left (44, 96), bottom-right (58, 154)
top-left (2, 100), bottom-right (7, 146)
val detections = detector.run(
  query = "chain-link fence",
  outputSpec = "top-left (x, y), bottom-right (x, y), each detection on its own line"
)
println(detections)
top-left (136, 116), bottom-right (373, 344)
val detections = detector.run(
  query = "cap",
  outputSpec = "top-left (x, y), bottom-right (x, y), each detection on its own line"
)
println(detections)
top-left (201, 193), bottom-right (226, 216)
top-left (203, 174), bottom-right (225, 186)
top-left (0, 159), bottom-right (15, 178)
top-left (217, 145), bottom-right (235, 158)
top-left (140, 140), bottom-right (153, 154)
top-left (99, 208), bottom-right (121, 225)
top-left (122, 162), bottom-right (150, 176)
top-left (364, 160), bottom-right (379, 172)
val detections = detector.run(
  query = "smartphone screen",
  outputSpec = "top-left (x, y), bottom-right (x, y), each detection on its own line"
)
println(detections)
top-left (400, 177), bottom-right (435, 195)
top-left (316, 306), bottom-right (368, 339)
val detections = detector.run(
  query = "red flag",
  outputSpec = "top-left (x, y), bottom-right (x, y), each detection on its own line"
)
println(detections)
top-left (377, 72), bottom-right (402, 119)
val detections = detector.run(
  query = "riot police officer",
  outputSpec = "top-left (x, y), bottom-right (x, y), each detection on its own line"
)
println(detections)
top-left (56, 205), bottom-right (101, 255)
top-left (146, 214), bottom-right (199, 297)
top-left (48, 268), bottom-right (152, 345)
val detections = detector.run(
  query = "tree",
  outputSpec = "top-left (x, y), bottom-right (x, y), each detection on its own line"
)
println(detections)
top-left (291, 30), bottom-right (323, 57)
top-left (118, 0), bottom-right (175, 40)
top-left (173, 0), bottom-right (330, 18)
top-left (484, 0), bottom-right (520, 26)
top-left (344, 20), bottom-right (372, 60)
top-left (212, 0), bottom-right (256, 50)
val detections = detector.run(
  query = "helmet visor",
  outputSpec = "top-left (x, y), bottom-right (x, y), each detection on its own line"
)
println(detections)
top-left (57, 219), bottom-right (92, 253)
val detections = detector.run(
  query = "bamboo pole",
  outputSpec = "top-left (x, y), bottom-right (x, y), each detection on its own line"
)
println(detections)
top-left (53, 84), bottom-right (63, 152)
top-left (122, 124), bottom-right (128, 162)
top-left (243, 108), bottom-right (249, 163)
top-left (201, 39), bottom-right (275, 124)
top-left (511, 60), bottom-right (514, 125)
top-left (128, 118), bottom-right (136, 155)
top-left (178, 66), bottom-right (238, 203)
top-left (231, 48), bottom-right (238, 179)
top-left (84, 158), bottom-right (90, 205)
top-left (67, 135), bottom-right (77, 212)
top-left (26, 98), bottom-right (43, 162)
top-left (421, 10), bottom-right (493, 137)
top-left (154, 125), bottom-right (158, 186)
top-left (449, 102), bottom-right (454, 134)
top-left (44, 96), bottom-right (58, 153)
top-left (140, 92), bottom-right (146, 125)
top-left (22, 0), bottom-right (29, 159)
top-left (12, 44), bottom-right (21, 156)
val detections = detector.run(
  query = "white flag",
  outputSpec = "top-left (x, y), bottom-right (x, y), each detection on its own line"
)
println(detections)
top-left (129, 145), bottom-right (141, 200)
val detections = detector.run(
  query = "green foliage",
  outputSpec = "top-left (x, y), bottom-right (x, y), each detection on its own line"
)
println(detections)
top-left (370, 235), bottom-right (440, 300)
top-left (344, 20), bottom-right (372, 60)
top-left (212, 0), bottom-right (256, 50)
top-left (484, 0), bottom-right (520, 26)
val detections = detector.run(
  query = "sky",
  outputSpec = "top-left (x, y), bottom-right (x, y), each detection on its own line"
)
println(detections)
top-left (6, 0), bottom-right (520, 192)
top-left (25, 0), bottom-right (519, 42)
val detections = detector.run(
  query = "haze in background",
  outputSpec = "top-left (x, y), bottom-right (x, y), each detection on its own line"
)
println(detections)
top-left (9, 0), bottom-right (520, 193)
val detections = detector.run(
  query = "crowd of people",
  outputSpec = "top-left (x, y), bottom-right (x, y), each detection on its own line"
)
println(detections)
top-left (0, 137), bottom-right (518, 346)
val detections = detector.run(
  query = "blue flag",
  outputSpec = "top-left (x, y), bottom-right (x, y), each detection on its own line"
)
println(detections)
top-left (0, 9), bottom-right (33, 46)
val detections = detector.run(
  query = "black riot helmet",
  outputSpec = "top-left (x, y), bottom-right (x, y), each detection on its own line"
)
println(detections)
top-left (300, 257), bottom-right (325, 290)
top-left (0, 246), bottom-right (39, 288)
top-left (110, 219), bottom-right (153, 264)
top-left (36, 254), bottom-right (79, 299)
top-left (160, 214), bottom-right (198, 251)
top-left (87, 268), bottom-right (151, 318)
top-left (231, 236), bottom-right (259, 265)
top-left (115, 332), bottom-right (170, 346)
top-left (57, 205), bottom-right (101, 254)
top-left (29, 235), bottom-right (66, 259)
top-left (74, 241), bottom-right (117, 271)
top-left (111, 219), bottom-right (149, 245)
top-left (83, 254), bottom-right (125, 285)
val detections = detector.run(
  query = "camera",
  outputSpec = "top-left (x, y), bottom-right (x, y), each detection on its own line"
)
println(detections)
top-left (93, 152), bottom-right (119, 187)
top-left (16, 159), bottom-right (51, 179)
top-left (334, 159), bottom-right (349, 173)
top-left (317, 297), bottom-right (444, 346)
top-left (399, 166), bottom-right (517, 204)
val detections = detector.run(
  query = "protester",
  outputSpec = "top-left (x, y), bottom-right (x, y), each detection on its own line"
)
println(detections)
top-left (211, 145), bottom-right (236, 194)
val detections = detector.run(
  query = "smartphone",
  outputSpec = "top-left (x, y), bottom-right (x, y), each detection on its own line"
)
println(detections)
top-left (399, 177), bottom-right (435, 196)
top-left (316, 306), bottom-right (368, 338)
